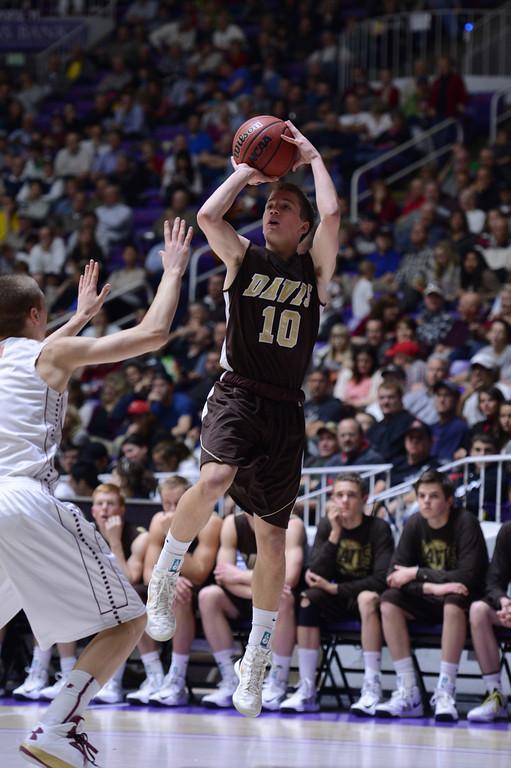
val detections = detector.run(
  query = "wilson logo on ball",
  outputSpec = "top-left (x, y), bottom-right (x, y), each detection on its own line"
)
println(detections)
top-left (233, 121), bottom-right (264, 156)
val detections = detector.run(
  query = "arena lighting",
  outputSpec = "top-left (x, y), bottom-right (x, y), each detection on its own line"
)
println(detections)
top-left (464, 22), bottom-right (474, 32)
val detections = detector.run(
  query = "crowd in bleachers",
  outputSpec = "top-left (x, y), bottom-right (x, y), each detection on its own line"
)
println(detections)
top-left (1, 0), bottom-right (511, 721)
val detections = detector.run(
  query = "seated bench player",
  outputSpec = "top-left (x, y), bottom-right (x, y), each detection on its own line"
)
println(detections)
top-left (375, 470), bottom-right (488, 722)
top-left (467, 520), bottom-right (511, 722)
top-left (198, 510), bottom-right (305, 711)
top-left (280, 473), bottom-right (394, 715)
top-left (142, 476), bottom-right (222, 706)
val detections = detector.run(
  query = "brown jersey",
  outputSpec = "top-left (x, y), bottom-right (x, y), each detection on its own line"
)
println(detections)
top-left (221, 243), bottom-right (321, 390)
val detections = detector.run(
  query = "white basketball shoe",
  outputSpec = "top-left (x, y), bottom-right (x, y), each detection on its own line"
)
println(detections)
top-left (19, 716), bottom-right (99, 767)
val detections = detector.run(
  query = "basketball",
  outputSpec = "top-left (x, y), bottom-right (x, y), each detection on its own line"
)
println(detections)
top-left (232, 115), bottom-right (298, 178)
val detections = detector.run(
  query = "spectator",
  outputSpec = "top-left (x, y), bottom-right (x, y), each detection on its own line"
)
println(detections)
top-left (388, 420), bottom-right (440, 487)
top-left (431, 381), bottom-right (469, 463)
top-left (425, 241), bottom-right (460, 304)
top-left (383, 340), bottom-right (425, 390)
top-left (111, 458), bottom-right (157, 499)
top-left (97, 55), bottom-right (133, 95)
top-left (314, 323), bottom-right (353, 379)
top-left (325, 417), bottom-right (385, 469)
top-left (469, 386), bottom-right (505, 442)
top-left (497, 400), bottom-right (511, 452)
top-left (304, 368), bottom-right (353, 442)
top-left (366, 382), bottom-right (415, 463)
top-left (375, 470), bottom-right (487, 721)
top-left (403, 354), bottom-right (450, 424)
top-left (54, 132), bottom-right (91, 179)
top-left (334, 345), bottom-right (381, 408)
top-left (81, 306), bottom-right (122, 339)
top-left (28, 225), bottom-right (66, 282)
top-left (428, 56), bottom-right (467, 120)
top-left (147, 370), bottom-right (196, 437)
top-left (453, 433), bottom-right (510, 521)
top-left (416, 284), bottom-right (454, 351)
top-left (459, 247), bottom-right (500, 300)
top-left (202, 273), bottom-right (226, 323)
top-left (69, 461), bottom-right (99, 497)
top-left (95, 184), bottom-right (133, 248)
top-left (304, 422), bottom-right (340, 469)
top-left (280, 474), bottom-right (394, 715)
top-left (461, 351), bottom-right (509, 426)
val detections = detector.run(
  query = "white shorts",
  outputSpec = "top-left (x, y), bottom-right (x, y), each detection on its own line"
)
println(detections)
top-left (0, 477), bottom-right (145, 650)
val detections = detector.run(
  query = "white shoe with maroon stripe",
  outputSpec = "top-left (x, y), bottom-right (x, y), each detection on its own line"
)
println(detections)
top-left (19, 716), bottom-right (99, 767)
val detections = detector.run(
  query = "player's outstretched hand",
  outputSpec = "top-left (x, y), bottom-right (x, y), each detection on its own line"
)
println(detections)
top-left (282, 120), bottom-right (320, 171)
top-left (160, 217), bottom-right (193, 276)
top-left (76, 260), bottom-right (111, 320)
top-left (230, 156), bottom-right (279, 184)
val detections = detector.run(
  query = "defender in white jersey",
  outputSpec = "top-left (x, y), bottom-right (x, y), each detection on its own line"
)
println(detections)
top-left (0, 218), bottom-right (192, 768)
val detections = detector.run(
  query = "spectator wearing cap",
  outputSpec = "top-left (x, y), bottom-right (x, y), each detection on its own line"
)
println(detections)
top-left (324, 417), bottom-right (384, 469)
top-left (431, 381), bottom-right (470, 463)
top-left (304, 423), bottom-right (340, 469)
top-left (304, 368), bottom-right (354, 443)
top-left (334, 346), bottom-right (381, 408)
top-left (416, 284), bottom-right (455, 352)
top-left (389, 420), bottom-right (439, 487)
top-left (461, 352), bottom-right (511, 427)
top-left (384, 340), bottom-right (425, 390)
top-left (147, 370), bottom-right (197, 438)
top-left (403, 354), bottom-right (450, 425)
top-left (366, 381), bottom-right (415, 463)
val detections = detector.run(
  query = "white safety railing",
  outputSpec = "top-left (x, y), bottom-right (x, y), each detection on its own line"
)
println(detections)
top-left (368, 454), bottom-right (511, 528)
top-left (297, 464), bottom-right (393, 529)
top-left (350, 117), bottom-right (462, 222)
top-left (489, 86), bottom-right (511, 143)
top-left (337, 6), bottom-right (511, 91)
top-left (188, 220), bottom-right (262, 303)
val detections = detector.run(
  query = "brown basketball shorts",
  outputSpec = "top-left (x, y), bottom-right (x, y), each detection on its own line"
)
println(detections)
top-left (381, 587), bottom-right (470, 622)
top-left (200, 380), bottom-right (305, 528)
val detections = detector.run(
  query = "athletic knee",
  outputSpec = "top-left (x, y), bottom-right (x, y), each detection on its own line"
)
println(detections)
top-left (278, 590), bottom-right (296, 615)
top-left (198, 584), bottom-right (224, 613)
top-left (470, 600), bottom-right (492, 626)
top-left (443, 601), bottom-right (466, 621)
top-left (256, 525), bottom-right (286, 562)
top-left (357, 590), bottom-right (380, 616)
top-left (380, 600), bottom-right (403, 622)
top-left (198, 465), bottom-right (234, 502)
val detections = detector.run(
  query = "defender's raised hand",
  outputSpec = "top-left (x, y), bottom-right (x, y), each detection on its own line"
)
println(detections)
top-left (281, 120), bottom-right (320, 170)
top-left (76, 260), bottom-right (111, 320)
top-left (160, 217), bottom-right (193, 276)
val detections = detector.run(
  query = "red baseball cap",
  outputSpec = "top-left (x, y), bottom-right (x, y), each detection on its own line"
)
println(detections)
top-left (385, 340), bottom-right (421, 358)
top-left (127, 399), bottom-right (150, 415)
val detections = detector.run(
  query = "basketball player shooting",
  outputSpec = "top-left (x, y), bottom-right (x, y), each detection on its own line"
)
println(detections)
top-left (0, 218), bottom-right (192, 767)
top-left (146, 121), bottom-right (340, 717)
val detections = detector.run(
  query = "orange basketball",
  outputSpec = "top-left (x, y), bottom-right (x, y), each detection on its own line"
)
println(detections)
top-left (232, 115), bottom-right (297, 178)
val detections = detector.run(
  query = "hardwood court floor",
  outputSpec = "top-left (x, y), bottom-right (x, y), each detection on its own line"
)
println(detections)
top-left (1, 701), bottom-right (510, 768)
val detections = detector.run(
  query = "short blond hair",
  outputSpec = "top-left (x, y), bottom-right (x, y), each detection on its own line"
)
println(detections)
top-left (92, 483), bottom-right (126, 506)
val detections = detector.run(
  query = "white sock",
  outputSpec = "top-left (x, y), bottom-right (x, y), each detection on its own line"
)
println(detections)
top-left (483, 671), bottom-right (502, 693)
top-left (41, 670), bottom-right (100, 726)
top-left (156, 533), bottom-right (192, 574)
top-left (248, 607), bottom-right (278, 649)
top-left (112, 662), bottom-right (126, 685)
top-left (297, 647), bottom-right (319, 684)
top-left (438, 660), bottom-right (458, 693)
top-left (33, 646), bottom-right (52, 672)
top-left (169, 653), bottom-right (189, 679)
top-left (394, 656), bottom-right (416, 690)
top-left (60, 656), bottom-right (77, 677)
top-left (363, 651), bottom-right (381, 681)
top-left (213, 649), bottom-right (235, 681)
top-left (141, 651), bottom-right (163, 677)
top-left (271, 653), bottom-right (291, 682)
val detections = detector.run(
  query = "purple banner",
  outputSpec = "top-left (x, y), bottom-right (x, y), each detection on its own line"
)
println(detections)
top-left (0, 20), bottom-right (84, 51)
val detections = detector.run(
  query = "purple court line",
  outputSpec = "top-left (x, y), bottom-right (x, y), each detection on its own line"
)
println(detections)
top-left (2, 725), bottom-right (507, 757)
top-left (2, 698), bottom-right (510, 732)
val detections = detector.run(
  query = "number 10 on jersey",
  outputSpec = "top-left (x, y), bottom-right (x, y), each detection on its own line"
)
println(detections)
top-left (259, 307), bottom-right (301, 349)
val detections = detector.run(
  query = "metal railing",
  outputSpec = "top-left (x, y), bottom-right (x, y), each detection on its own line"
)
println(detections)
top-left (350, 117), bottom-right (463, 222)
top-left (368, 454), bottom-right (511, 527)
top-left (297, 464), bottom-right (392, 529)
top-left (338, 6), bottom-right (511, 91)
top-left (188, 220), bottom-right (263, 303)
top-left (489, 86), bottom-right (511, 143)
top-left (34, 21), bottom-right (88, 78)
